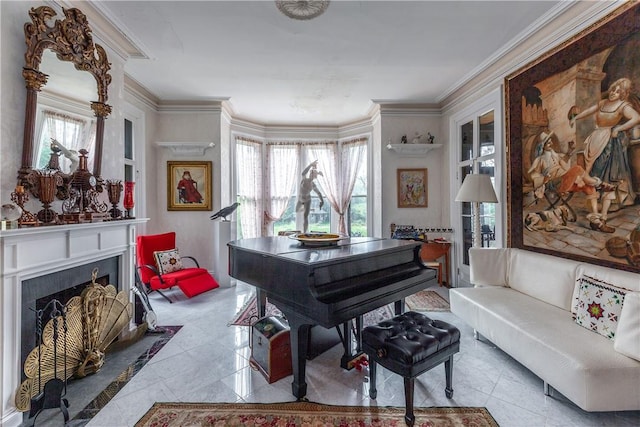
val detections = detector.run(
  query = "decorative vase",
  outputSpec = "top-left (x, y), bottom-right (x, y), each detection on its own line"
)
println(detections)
top-left (36, 171), bottom-right (60, 224)
top-left (107, 180), bottom-right (123, 219)
top-left (123, 181), bottom-right (135, 218)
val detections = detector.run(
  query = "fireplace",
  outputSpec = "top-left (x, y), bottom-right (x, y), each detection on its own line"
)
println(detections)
top-left (0, 219), bottom-right (146, 427)
top-left (20, 256), bottom-right (120, 378)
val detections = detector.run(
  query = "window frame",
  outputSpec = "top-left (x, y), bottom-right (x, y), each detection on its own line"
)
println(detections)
top-left (450, 88), bottom-right (504, 286)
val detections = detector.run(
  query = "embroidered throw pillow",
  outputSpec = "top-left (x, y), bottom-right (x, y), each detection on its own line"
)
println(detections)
top-left (571, 274), bottom-right (628, 340)
top-left (153, 248), bottom-right (183, 274)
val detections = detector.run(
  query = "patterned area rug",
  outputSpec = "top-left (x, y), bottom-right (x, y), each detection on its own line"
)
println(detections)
top-left (406, 290), bottom-right (450, 312)
top-left (135, 401), bottom-right (499, 427)
top-left (229, 295), bottom-right (395, 326)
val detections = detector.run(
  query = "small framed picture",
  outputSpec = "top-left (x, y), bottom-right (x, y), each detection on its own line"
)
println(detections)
top-left (397, 168), bottom-right (427, 208)
top-left (167, 161), bottom-right (212, 211)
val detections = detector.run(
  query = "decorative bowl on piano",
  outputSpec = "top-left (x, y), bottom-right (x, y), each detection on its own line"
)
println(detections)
top-left (289, 232), bottom-right (347, 247)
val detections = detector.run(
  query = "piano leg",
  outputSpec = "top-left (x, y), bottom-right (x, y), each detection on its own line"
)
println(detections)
top-left (394, 298), bottom-right (406, 315)
top-left (340, 316), bottom-right (366, 370)
top-left (256, 288), bottom-right (267, 318)
top-left (286, 313), bottom-right (312, 399)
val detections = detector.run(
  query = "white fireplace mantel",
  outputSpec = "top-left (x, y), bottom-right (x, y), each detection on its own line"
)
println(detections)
top-left (0, 218), bottom-right (148, 427)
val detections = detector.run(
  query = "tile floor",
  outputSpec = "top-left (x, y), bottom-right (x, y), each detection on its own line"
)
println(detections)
top-left (78, 282), bottom-right (640, 427)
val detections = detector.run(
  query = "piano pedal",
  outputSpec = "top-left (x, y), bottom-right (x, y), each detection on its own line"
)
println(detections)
top-left (347, 352), bottom-right (369, 371)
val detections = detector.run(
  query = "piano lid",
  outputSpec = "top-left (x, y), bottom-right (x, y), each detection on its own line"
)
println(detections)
top-left (228, 236), bottom-right (421, 267)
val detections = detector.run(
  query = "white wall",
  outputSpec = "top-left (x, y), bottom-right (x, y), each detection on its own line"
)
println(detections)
top-left (379, 109), bottom-right (446, 236)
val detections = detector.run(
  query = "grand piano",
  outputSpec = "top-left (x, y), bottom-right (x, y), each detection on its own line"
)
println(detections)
top-left (228, 236), bottom-right (437, 399)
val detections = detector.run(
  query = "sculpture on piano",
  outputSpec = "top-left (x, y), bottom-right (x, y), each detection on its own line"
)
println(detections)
top-left (296, 160), bottom-right (324, 233)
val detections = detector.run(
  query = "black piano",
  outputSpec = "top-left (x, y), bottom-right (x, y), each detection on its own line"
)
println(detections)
top-left (228, 236), bottom-right (437, 399)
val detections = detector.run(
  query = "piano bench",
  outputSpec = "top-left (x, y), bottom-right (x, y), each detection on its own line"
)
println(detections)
top-left (362, 311), bottom-right (460, 427)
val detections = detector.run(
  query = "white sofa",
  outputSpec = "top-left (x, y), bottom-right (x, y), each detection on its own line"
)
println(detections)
top-left (450, 247), bottom-right (640, 412)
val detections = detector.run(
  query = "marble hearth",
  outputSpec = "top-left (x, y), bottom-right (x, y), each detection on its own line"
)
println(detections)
top-left (0, 219), bottom-right (147, 427)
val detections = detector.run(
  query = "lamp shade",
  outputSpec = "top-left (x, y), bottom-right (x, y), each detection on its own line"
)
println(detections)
top-left (455, 174), bottom-right (498, 203)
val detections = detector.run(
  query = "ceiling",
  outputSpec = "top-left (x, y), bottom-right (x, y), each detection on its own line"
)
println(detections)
top-left (96, 1), bottom-right (563, 126)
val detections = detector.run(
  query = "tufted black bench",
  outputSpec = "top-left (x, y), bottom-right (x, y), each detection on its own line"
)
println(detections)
top-left (362, 311), bottom-right (460, 427)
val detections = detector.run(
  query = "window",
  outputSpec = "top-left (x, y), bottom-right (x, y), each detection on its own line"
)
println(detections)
top-left (451, 88), bottom-right (503, 285)
top-left (35, 110), bottom-right (95, 172)
top-left (123, 103), bottom-right (145, 220)
top-left (236, 137), bottom-right (369, 238)
top-left (124, 118), bottom-right (134, 181)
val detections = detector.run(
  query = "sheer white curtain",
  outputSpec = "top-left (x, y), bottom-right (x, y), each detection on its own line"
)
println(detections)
top-left (263, 142), bottom-right (299, 235)
top-left (235, 137), bottom-right (263, 238)
top-left (308, 138), bottom-right (367, 235)
top-left (37, 110), bottom-right (93, 171)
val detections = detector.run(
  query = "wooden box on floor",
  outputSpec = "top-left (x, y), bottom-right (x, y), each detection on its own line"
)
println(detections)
top-left (250, 316), bottom-right (292, 383)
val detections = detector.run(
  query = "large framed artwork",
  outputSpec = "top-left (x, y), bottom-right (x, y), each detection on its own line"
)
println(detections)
top-left (506, 3), bottom-right (640, 272)
top-left (167, 161), bottom-right (212, 211)
top-left (397, 168), bottom-right (428, 208)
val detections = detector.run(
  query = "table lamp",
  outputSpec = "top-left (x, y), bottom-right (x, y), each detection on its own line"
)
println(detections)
top-left (455, 174), bottom-right (498, 248)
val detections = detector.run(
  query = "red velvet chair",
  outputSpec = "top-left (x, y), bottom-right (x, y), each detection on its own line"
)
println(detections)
top-left (136, 232), bottom-right (219, 302)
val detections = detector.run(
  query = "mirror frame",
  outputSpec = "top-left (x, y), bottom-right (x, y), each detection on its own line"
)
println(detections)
top-left (19, 6), bottom-right (112, 189)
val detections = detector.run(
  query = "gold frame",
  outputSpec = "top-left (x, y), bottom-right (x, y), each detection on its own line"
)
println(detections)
top-left (167, 161), bottom-right (212, 211)
top-left (397, 168), bottom-right (428, 208)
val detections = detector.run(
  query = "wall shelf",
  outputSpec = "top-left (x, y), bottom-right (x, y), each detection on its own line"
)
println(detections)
top-left (156, 141), bottom-right (215, 157)
top-left (386, 143), bottom-right (442, 155)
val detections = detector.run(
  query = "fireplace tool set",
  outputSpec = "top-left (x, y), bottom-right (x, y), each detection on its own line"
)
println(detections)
top-left (15, 269), bottom-right (133, 423)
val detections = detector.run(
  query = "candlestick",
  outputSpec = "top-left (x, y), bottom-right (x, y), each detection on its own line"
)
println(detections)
top-left (11, 189), bottom-right (38, 226)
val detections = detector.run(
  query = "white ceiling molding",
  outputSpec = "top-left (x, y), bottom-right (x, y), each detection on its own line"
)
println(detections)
top-left (156, 142), bottom-right (215, 157)
top-left (228, 112), bottom-right (374, 141)
top-left (437, 0), bottom-right (578, 104)
top-left (157, 100), bottom-right (228, 113)
top-left (376, 102), bottom-right (442, 117)
top-left (124, 74), bottom-right (160, 111)
top-left (441, 1), bottom-right (623, 115)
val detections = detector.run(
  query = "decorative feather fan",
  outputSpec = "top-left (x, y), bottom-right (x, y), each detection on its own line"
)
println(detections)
top-left (15, 272), bottom-right (132, 412)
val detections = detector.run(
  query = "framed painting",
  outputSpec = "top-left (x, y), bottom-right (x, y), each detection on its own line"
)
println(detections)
top-left (397, 168), bottom-right (428, 208)
top-left (167, 161), bottom-right (212, 211)
top-left (505, 3), bottom-right (640, 272)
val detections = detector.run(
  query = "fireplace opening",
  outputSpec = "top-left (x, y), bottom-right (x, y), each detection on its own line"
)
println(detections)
top-left (21, 257), bottom-right (120, 380)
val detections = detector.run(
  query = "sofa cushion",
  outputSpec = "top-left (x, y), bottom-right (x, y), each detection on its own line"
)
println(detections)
top-left (154, 248), bottom-right (184, 274)
top-left (572, 274), bottom-right (628, 340)
top-left (508, 248), bottom-right (578, 310)
top-left (469, 248), bottom-right (509, 287)
top-left (614, 292), bottom-right (640, 361)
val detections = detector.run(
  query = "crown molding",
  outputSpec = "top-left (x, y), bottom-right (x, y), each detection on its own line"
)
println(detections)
top-left (441, 1), bottom-right (622, 113)
top-left (124, 74), bottom-right (159, 111)
top-left (157, 99), bottom-right (228, 113)
top-left (437, 0), bottom-right (578, 103)
top-left (374, 102), bottom-right (441, 117)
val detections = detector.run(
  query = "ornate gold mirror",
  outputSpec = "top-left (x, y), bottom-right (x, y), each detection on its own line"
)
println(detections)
top-left (19, 6), bottom-right (112, 190)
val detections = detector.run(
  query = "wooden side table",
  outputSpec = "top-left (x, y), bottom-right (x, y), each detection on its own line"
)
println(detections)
top-left (420, 240), bottom-right (452, 287)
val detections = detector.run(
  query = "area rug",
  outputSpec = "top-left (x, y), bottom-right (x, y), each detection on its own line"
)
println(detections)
top-left (135, 401), bottom-right (499, 427)
top-left (406, 290), bottom-right (450, 312)
top-left (229, 295), bottom-right (395, 327)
